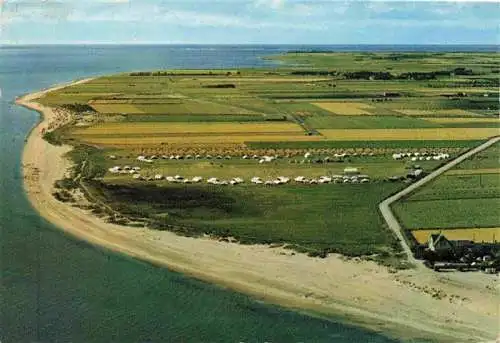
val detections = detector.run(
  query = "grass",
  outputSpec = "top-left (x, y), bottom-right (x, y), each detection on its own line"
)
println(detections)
top-left (121, 114), bottom-right (267, 122)
top-left (86, 180), bottom-right (403, 256)
top-left (422, 117), bottom-right (499, 123)
top-left (104, 154), bottom-right (442, 180)
top-left (72, 122), bottom-right (305, 135)
top-left (445, 168), bottom-right (500, 175)
top-left (305, 116), bottom-right (440, 129)
top-left (452, 142), bottom-right (500, 170)
top-left (266, 52), bottom-right (500, 74)
top-left (90, 103), bottom-right (143, 113)
top-left (247, 140), bottom-right (484, 150)
top-left (71, 134), bottom-right (323, 147)
top-left (311, 102), bottom-right (375, 115)
top-left (394, 198), bottom-right (500, 229)
top-left (398, 109), bottom-right (481, 120)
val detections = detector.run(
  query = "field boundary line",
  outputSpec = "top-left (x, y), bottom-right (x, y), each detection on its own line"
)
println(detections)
top-left (378, 135), bottom-right (500, 267)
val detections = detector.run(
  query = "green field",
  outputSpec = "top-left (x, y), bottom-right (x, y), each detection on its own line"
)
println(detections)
top-left (452, 141), bottom-right (500, 170)
top-left (395, 198), bottom-right (500, 229)
top-left (394, 142), bottom-right (500, 230)
top-left (304, 115), bottom-right (440, 129)
top-left (42, 51), bottom-right (499, 260)
top-left (264, 52), bottom-right (500, 74)
top-left (88, 179), bottom-right (403, 256)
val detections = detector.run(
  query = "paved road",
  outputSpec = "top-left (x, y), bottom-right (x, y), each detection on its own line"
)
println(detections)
top-left (379, 136), bottom-right (500, 267)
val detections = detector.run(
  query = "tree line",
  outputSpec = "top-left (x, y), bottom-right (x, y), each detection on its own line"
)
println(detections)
top-left (290, 67), bottom-right (475, 80)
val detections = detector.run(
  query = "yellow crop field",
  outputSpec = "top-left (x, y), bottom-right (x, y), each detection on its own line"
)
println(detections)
top-left (90, 103), bottom-right (143, 114)
top-left (411, 228), bottom-right (500, 244)
top-left (319, 128), bottom-right (499, 140)
top-left (423, 117), bottom-right (499, 124)
top-left (76, 134), bottom-right (323, 147)
top-left (72, 122), bottom-right (305, 135)
top-left (311, 102), bottom-right (374, 115)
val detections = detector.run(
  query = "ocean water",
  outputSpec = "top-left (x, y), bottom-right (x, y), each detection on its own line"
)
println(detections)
top-left (0, 44), bottom-right (478, 343)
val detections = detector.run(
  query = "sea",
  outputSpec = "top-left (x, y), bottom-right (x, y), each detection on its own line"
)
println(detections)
top-left (1, 44), bottom-right (494, 343)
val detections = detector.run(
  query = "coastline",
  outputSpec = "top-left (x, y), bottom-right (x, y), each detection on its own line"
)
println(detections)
top-left (16, 79), bottom-right (499, 343)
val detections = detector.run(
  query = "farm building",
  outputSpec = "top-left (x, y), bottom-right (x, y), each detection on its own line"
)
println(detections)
top-left (419, 231), bottom-right (500, 273)
top-left (407, 169), bottom-right (424, 179)
top-left (428, 233), bottom-right (455, 254)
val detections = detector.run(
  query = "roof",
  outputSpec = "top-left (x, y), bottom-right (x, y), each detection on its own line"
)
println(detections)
top-left (429, 233), bottom-right (455, 251)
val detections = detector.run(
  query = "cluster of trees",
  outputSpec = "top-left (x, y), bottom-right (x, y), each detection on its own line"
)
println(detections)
top-left (372, 53), bottom-right (438, 61)
top-left (290, 67), bottom-right (475, 81)
top-left (451, 67), bottom-right (474, 75)
top-left (202, 84), bottom-right (236, 89)
top-left (428, 78), bottom-right (500, 88)
top-left (291, 70), bottom-right (336, 76)
top-left (264, 115), bottom-right (287, 121)
top-left (61, 103), bottom-right (95, 113)
top-left (343, 71), bottom-right (393, 80)
top-left (130, 71), bottom-right (241, 77)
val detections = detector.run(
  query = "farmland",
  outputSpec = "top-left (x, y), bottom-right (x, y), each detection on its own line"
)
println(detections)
top-left (422, 117), bottom-right (500, 124)
top-left (394, 142), bottom-right (500, 243)
top-left (71, 122), bottom-right (305, 135)
top-left (411, 228), bottom-right (499, 244)
top-left (311, 102), bottom-right (374, 115)
top-left (40, 51), bottom-right (499, 259)
top-left (318, 128), bottom-right (498, 141)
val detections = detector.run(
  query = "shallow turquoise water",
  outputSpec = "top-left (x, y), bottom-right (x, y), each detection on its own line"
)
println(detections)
top-left (0, 45), bottom-right (425, 343)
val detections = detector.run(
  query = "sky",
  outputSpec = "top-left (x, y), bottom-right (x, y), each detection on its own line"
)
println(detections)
top-left (0, 0), bottom-right (498, 45)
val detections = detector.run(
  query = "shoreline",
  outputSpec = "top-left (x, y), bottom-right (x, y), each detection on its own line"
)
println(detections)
top-left (16, 79), bottom-right (499, 343)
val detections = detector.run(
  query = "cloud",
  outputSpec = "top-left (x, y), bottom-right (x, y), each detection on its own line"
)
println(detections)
top-left (254, 0), bottom-right (286, 10)
top-left (0, 0), bottom-right (496, 42)
top-left (292, 3), bottom-right (313, 15)
top-left (1, 0), bottom-right (74, 24)
top-left (0, 0), bottom-right (323, 29)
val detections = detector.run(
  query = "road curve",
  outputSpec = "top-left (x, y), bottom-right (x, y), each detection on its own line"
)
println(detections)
top-left (379, 135), bottom-right (500, 266)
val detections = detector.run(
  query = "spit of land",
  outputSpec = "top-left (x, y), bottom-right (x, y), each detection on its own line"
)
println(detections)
top-left (19, 51), bottom-right (500, 343)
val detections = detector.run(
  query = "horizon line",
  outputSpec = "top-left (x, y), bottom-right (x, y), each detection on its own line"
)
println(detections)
top-left (1, 42), bottom-right (498, 47)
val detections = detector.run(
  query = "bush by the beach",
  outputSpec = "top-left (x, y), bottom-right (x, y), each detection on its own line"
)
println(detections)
top-left (54, 178), bottom-right (78, 190)
top-left (43, 131), bottom-right (63, 145)
top-left (60, 103), bottom-right (96, 113)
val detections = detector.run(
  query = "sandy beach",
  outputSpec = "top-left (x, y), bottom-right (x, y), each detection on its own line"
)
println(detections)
top-left (16, 79), bottom-right (499, 343)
